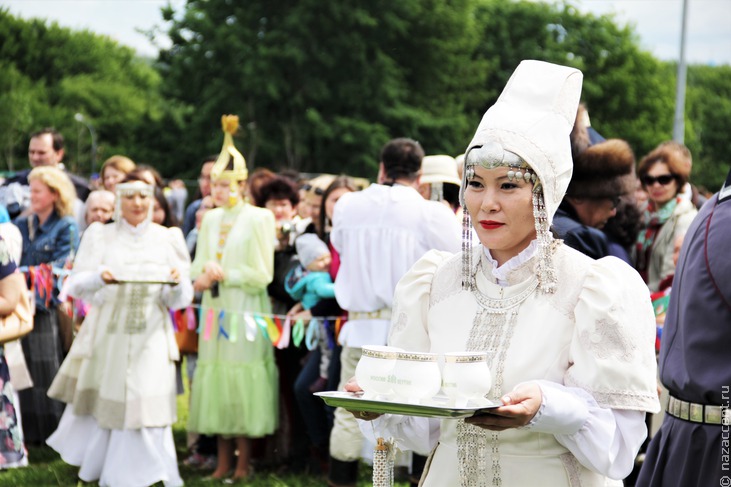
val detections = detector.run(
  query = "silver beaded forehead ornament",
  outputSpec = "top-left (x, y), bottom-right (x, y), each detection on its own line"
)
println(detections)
top-left (114, 181), bottom-right (155, 225)
top-left (459, 141), bottom-right (556, 293)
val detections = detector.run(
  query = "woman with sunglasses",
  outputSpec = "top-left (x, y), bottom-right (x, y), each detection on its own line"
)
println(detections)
top-left (633, 143), bottom-right (697, 292)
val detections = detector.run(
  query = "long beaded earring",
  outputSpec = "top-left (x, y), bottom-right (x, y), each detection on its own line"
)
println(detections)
top-left (532, 187), bottom-right (557, 293)
top-left (461, 165), bottom-right (475, 291)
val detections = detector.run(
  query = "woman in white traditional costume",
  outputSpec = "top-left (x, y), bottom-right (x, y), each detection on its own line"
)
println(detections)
top-left (354, 60), bottom-right (660, 486)
top-left (46, 174), bottom-right (193, 487)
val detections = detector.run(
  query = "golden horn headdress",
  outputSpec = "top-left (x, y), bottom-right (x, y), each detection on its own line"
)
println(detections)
top-left (211, 115), bottom-right (248, 206)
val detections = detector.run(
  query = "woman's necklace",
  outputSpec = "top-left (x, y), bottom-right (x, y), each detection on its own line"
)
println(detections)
top-left (216, 207), bottom-right (240, 262)
top-left (457, 251), bottom-right (538, 487)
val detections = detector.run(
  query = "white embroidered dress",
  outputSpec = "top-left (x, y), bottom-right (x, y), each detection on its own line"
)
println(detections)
top-left (47, 220), bottom-right (193, 487)
top-left (376, 243), bottom-right (660, 486)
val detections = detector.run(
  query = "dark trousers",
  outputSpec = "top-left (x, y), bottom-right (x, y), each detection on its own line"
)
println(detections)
top-left (293, 346), bottom-right (341, 449)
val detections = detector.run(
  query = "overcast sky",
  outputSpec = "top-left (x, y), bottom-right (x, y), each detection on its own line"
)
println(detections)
top-left (4, 0), bottom-right (731, 65)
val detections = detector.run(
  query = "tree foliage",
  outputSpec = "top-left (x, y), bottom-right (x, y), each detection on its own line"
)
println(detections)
top-left (471, 1), bottom-right (675, 158)
top-left (157, 0), bottom-right (483, 178)
top-left (685, 64), bottom-right (731, 191)
top-left (1, 2), bottom-right (730, 188)
top-left (0, 8), bottom-right (169, 175)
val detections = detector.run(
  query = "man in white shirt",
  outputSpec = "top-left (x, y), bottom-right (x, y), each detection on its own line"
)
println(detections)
top-left (327, 138), bottom-right (461, 487)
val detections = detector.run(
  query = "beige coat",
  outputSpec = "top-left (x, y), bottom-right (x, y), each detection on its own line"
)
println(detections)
top-left (644, 197), bottom-right (697, 292)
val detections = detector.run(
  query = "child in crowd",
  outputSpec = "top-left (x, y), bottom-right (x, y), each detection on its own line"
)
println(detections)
top-left (285, 233), bottom-right (335, 392)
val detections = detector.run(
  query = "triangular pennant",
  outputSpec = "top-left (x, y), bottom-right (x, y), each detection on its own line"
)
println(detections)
top-left (277, 316), bottom-right (291, 349)
top-left (305, 318), bottom-right (320, 351)
top-left (265, 316), bottom-right (280, 345)
top-left (217, 310), bottom-right (226, 339)
top-left (197, 306), bottom-right (205, 334)
top-left (170, 309), bottom-right (179, 332)
top-left (203, 308), bottom-right (215, 341)
top-left (253, 314), bottom-right (270, 341)
top-left (244, 314), bottom-right (258, 341)
top-left (292, 318), bottom-right (305, 347)
top-left (323, 319), bottom-right (336, 350)
top-left (186, 307), bottom-right (197, 331)
top-left (335, 316), bottom-right (345, 342)
top-left (229, 312), bottom-right (238, 343)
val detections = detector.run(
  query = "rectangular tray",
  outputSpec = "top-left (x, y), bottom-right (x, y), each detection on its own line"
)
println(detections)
top-left (314, 391), bottom-right (500, 419)
top-left (115, 279), bottom-right (179, 285)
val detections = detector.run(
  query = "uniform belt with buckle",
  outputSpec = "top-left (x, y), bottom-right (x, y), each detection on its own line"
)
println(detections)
top-left (667, 395), bottom-right (731, 425)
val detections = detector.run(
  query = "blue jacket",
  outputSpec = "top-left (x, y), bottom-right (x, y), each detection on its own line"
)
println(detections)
top-left (15, 212), bottom-right (80, 310)
top-left (284, 266), bottom-right (335, 310)
top-left (552, 203), bottom-right (630, 263)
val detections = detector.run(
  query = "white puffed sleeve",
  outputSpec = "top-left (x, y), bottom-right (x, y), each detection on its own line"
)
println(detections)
top-left (564, 256), bottom-right (660, 413)
top-left (388, 249), bottom-right (454, 351)
top-left (161, 226), bottom-right (193, 310)
top-left (66, 222), bottom-right (108, 302)
top-left (518, 256), bottom-right (659, 479)
top-left (528, 380), bottom-right (648, 480)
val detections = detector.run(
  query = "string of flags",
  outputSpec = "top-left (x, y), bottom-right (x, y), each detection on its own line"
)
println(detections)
top-left (170, 305), bottom-right (346, 351)
top-left (19, 263), bottom-right (348, 350)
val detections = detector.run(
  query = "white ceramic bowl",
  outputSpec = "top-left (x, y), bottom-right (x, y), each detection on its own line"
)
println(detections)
top-left (442, 352), bottom-right (492, 407)
top-left (355, 345), bottom-right (402, 398)
top-left (391, 351), bottom-right (441, 404)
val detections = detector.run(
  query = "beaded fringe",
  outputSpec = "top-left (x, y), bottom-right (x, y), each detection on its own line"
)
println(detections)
top-left (532, 189), bottom-right (557, 293)
top-left (461, 207), bottom-right (473, 291)
top-left (372, 437), bottom-right (395, 487)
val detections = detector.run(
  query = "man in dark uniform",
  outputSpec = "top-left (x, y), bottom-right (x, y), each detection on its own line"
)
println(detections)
top-left (637, 167), bottom-right (731, 486)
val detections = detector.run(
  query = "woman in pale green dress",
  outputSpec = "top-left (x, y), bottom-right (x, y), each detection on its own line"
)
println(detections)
top-left (188, 116), bottom-right (278, 481)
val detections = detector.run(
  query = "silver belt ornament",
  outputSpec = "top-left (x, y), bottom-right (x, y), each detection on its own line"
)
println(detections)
top-left (667, 395), bottom-right (730, 425)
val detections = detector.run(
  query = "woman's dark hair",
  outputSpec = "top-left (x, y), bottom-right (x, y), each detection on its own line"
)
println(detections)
top-left (317, 176), bottom-right (357, 240)
top-left (258, 176), bottom-right (300, 208)
top-left (248, 168), bottom-right (276, 207)
top-left (154, 187), bottom-right (178, 228)
top-left (602, 196), bottom-right (643, 251)
top-left (128, 165), bottom-right (165, 189)
top-left (119, 173), bottom-right (150, 185)
top-left (443, 183), bottom-right (461, 212)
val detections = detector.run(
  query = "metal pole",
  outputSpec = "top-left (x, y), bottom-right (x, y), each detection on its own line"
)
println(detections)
top-left (89, 124), bottom-right (97, 176)
top-left (673, 0), bottom-right (689, 143)
top-left (74, 113), bottom-right (98, 177)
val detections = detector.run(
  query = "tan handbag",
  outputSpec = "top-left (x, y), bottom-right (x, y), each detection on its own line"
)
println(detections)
top-left (0, 279), bottom-right (34, 344)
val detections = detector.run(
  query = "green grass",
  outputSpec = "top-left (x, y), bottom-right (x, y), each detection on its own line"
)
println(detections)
top-left (0, 385), bottom-right (409, 486)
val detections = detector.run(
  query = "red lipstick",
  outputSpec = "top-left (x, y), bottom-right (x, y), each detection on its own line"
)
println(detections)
top-left (479, 220), bottom-right (504, 230)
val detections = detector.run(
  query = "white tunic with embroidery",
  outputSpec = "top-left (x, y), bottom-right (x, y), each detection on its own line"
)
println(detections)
top-left (381, 243), bottom-right (660, 486)
top-left (48, 221), bottom-right (192, 427)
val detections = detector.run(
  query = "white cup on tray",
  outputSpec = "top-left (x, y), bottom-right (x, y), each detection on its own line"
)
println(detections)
top-left (355, 345), bottom-right (402, 399)
top-left (390, 351), bottom-right (441, 404)
top-left (441, 351), bottom-right (493, 408)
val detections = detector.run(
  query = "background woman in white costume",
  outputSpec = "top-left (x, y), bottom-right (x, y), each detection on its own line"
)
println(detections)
top-left (353, 60), bottom-right (660, 486)
top-left (46, 174), bottom-right (193, 487)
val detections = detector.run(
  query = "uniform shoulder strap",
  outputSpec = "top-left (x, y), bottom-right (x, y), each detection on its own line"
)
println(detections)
top-left (719, 165), bottom-right (731, 203)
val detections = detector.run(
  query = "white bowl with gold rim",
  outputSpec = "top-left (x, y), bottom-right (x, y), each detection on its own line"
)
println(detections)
top-left (442, 351), bottom-right (492, 407)
top-left (391, 351), bottom-right (441, 404)
top-left (355, 345), bottom-right (402, 399)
